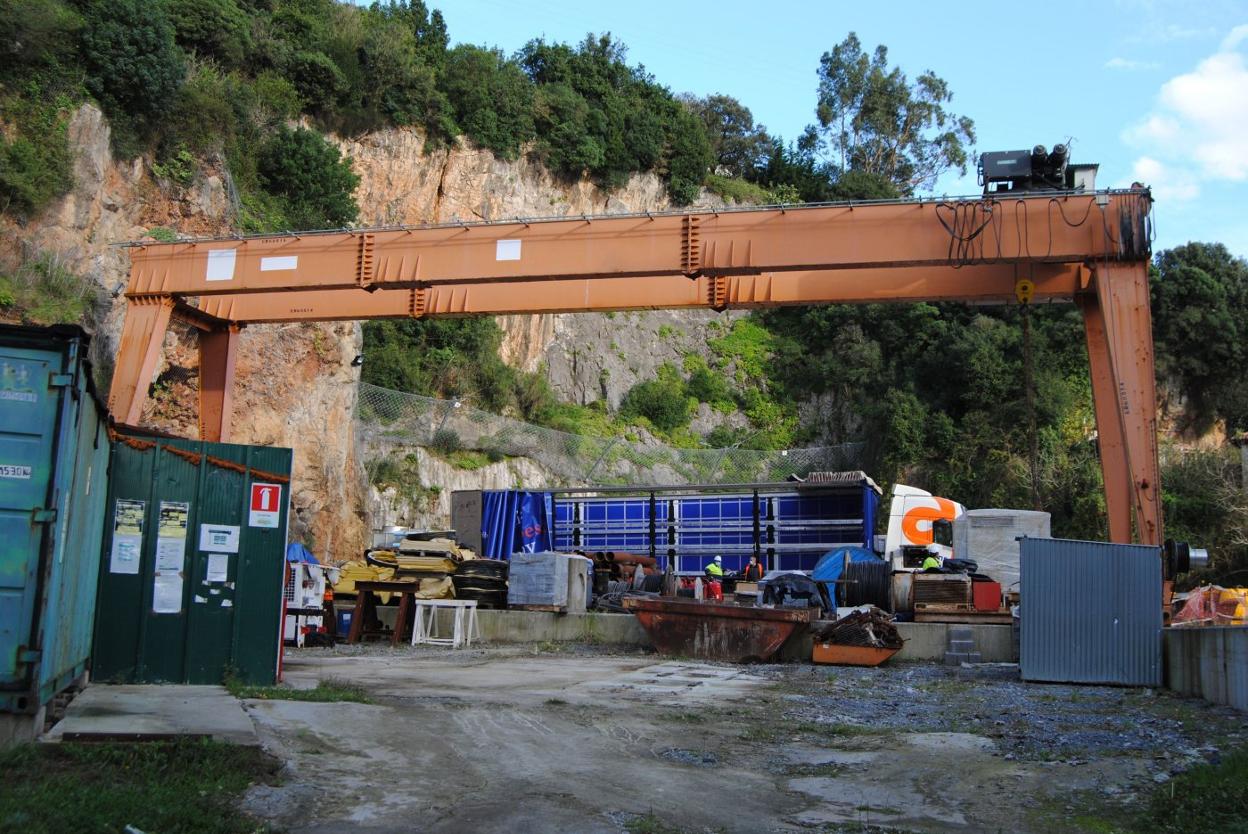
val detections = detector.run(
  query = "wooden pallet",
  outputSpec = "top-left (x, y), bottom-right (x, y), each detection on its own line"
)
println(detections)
top-left (511, 604), bottom-right (568, 614)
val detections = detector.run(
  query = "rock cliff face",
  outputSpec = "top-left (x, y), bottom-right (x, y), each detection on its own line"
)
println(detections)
top-left (1, 107), bottom-right (728, 559)
top-left (368, 446), bottom-right (556, 535)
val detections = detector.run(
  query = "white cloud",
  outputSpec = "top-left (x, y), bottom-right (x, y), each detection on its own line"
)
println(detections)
top-left (1124, 157), bottom-right (1200, 201)
top-left (1106, 57), bottom-right (1160, 71)
top-left (1221, 23), bottom-right (1248, 51)
top-left (1122, 28), bottom-right (1248, 197)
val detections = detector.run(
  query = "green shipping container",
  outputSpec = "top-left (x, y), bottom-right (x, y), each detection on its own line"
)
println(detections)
top-left (93, 436), bottom-right (291, 685)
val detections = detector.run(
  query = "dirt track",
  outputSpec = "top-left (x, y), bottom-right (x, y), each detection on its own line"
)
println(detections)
top-left (240, 645), bottom-right (1246, 833)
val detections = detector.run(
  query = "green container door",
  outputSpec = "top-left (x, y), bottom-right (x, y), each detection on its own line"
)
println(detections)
top-left (94, 437), bottom-right (292, 685)
top-left (0, 346), bottom-right (61, 691)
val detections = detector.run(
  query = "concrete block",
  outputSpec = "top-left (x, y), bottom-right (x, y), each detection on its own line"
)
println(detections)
top-left (896, 623), bottom-right (1016, 663)
top-left (43, 685), bottom-right (257, 745)
top-left (475, 610), bottom-right (650, 646)
top-left (1164, 627), bottom-right (1248, 712)
top-left (949, 627), bottom-right (975, 640)
top-left (0, 706), bottom-right (45, 749)
top-left (944, 651), bottom-right (968, 665)
top-left (948, 639), bottom-right (977, 652)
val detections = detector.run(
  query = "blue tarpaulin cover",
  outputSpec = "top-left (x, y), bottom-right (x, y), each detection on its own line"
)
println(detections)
top-left (285, 542), bottom-right (319, 564)
top-left (481, 491), bottom-right (553, 559)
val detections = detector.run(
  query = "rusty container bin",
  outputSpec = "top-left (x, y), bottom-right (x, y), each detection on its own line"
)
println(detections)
top-left (623, 596), bottom-right (814, 662)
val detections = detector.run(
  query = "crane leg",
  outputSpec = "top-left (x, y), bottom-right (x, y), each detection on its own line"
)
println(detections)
top-left (1083, 262), bottom-right (1163, 545)
top-left (108, 297), bottom-right (173, 429)
top-left (1079, 293), bottom-right (1132, 542)
top-left (199, 325), bottom-right (240, 443)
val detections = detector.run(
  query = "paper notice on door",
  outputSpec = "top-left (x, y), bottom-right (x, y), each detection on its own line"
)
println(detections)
top-left (198, 524), bottom-right (240, 553)
top-left (110, 535), bottom-right (142, 574)
top-left (155, 501), bottom-right (189, 570)
top-left (109, 498), bottom-right (146, 574)
top-left (158, 501), bottom-right (189, 537)
top-left (153, 570), bottom-right (183, 614)
top-left (206, 552), bottom-right (229, 583)
top-left (155, 537), bottom-right (185, 572)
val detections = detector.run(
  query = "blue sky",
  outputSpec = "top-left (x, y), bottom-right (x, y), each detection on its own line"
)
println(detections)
top-left (426, 0), bottom-right (1248, 256)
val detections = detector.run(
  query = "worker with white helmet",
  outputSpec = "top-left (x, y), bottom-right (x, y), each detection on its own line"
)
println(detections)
top-left (704, 555), bottom-right (724, 582)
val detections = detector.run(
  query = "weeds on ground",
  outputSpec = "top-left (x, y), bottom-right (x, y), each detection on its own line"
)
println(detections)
top-left (626, 812), bottom-right (717, 834)
top-left (226, 676), bottom-right (371, 704)
top-left (0, 739), bottom-right (278, 833)
top-left (1046, 747), bottom-right (1248, 834)
top-left (1137, 747), bottom-right (1248, 833)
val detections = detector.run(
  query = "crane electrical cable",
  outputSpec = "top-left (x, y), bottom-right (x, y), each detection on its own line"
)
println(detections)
top-left (107, 187), bottom-right (1161, 545)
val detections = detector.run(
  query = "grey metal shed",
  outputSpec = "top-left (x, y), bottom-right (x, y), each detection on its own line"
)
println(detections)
top-left (1020, 538), bottom-right (1162, 686)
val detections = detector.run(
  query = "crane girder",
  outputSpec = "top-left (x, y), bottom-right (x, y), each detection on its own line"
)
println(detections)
top-left (108, 190), bottom-right (1162, 543)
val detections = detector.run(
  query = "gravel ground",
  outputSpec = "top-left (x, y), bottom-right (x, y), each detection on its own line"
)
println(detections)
top-left (251, 643), bottom-right (1246, 833)
top-left (761, 660), bottom-right (1246, 765)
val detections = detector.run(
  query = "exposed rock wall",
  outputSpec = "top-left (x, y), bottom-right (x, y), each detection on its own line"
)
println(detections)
top-left (338, 129), bottom-right (740, 409)
top-left (368, 447), bottom-right (556, 534)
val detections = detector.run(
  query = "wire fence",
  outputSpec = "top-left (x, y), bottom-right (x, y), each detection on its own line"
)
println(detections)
top-left (357, 382), bottom-right (866, 487)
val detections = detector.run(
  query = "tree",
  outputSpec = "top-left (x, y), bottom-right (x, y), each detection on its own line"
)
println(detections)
top-left (79, 0), bottom-right (185, 123)
top-left (664, 104), bottom-right (714, 205)
top-left (1151, 243), bottom-right (1248, 434)
top-left (361, 317), bottom-right (521, 413)
top-left (532, 83), bottom-right (603, 177)
top-left (257, 127), bottom-right (359, 230)
top-left (166, 0), bottom-right (252, 68)
top-left (811, 33), bottom-right (974, 193)
top-left (368, 0), bottom-right (447, 68)
top-left (347, 3), bottom-right (451, 134)
top-left (521, 34), bottom-right (710, 196)
top-left (438, 45), bottom-right (535, 160)
top-left (682, 94), bottom-right (770, 178)
top-left (620, 365), bottom-right (694, 432)
top-left (0, 0), bottom-right (82, 77)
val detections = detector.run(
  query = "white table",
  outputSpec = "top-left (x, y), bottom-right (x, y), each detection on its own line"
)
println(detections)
top-left (411, 599), bottom-right (480, 648)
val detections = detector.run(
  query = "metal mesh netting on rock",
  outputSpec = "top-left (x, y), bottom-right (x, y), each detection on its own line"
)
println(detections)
top-left (357, 382), bottom-right (865, 487)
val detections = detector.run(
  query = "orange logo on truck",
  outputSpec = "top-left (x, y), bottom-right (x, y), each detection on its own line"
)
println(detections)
top-left (901, 497), bottom-right (959, 545)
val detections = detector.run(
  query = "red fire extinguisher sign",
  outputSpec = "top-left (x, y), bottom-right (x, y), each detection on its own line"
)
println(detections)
top-left (249, 482), bottom-right (282, 528)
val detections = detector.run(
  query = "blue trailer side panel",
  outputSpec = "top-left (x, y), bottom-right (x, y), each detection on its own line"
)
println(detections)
top-left (676, 495), bottom-right (755, 574)
top-left (552, 497), bottom-right (670, 567)
top-left (772, 492), bottom-right (867, 572)
top-left (0, 326), bottom-right (109, 714)
top-left (540, 481), bottom-right (880, 574)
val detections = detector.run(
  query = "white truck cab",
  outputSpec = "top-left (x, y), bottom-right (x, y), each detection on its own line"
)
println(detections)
top-left (883, 484), bottom-right (965, 571)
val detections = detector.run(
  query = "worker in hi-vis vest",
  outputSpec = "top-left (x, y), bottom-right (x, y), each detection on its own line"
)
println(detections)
top-left (921, 545), bottom-right (943, 572)
top-left (704, 555), bottom-right (724, 581)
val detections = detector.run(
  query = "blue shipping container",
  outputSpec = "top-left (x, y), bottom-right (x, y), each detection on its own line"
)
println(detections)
top-left (473, 480), bottom-right (879, 574)
top-left (0, 325), bottom-right (109, 721)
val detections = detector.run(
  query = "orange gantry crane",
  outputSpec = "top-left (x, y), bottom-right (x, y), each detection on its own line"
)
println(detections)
top-left (110, 189), bottom-right (1159, 544)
